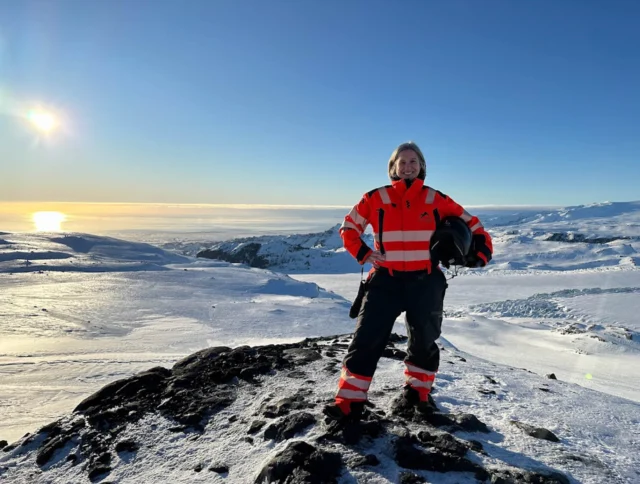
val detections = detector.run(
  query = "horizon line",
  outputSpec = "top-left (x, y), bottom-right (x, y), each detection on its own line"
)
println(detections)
top-left (0, 200), bottom-right (572, 210)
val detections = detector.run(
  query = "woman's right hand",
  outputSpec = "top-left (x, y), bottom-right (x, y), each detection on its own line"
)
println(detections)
top-left (365, 250), bottom-right (386, 266)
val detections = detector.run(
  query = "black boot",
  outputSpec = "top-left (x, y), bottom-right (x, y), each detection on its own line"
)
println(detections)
top-left (392, 386), bottom-right (439, 417)
top-left (322, 401), bottom-right (366, 423)
top-left (405, 386), bottom-right (439, 413)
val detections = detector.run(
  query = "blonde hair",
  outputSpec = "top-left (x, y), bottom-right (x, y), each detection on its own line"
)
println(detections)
top-left (388, 141), bottom-right (426, 181)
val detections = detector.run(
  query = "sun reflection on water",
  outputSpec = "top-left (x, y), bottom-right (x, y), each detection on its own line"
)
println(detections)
top-left (32, 211), bottom-right (66, 232)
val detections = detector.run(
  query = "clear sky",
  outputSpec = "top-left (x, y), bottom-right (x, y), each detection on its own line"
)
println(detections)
top-left (1, 0), bottom-right (639, 207)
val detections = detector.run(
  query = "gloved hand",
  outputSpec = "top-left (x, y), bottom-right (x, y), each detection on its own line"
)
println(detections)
top-left (466, 234), bottom-right (492, 268)
top-left (364, 250), bottom-right (386, 266)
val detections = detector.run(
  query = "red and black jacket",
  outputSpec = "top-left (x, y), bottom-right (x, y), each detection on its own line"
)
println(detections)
top-left (340, 178), bottom-right (493, 272)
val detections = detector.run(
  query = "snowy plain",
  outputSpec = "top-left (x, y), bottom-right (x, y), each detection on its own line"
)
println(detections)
top-left (0, 201), bottom-right (639, 483)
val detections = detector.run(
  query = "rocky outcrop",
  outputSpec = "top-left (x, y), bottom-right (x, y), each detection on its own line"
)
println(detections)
top-left (545, 233), bottom-right (633, 244)
top-left (0, 334), bottom-right (570, 483)
top-left (192, 224), bottom-right (364, 271)
top-left (255, 441), bottom-right (342, 484)
top-left (511, 421), bottom-right (560, 442)
top-left (198, 242), bottom-right (270, 268)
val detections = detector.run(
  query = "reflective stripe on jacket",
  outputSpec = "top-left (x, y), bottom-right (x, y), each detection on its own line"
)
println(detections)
top-left (340, 178), bottom-right (493, 272)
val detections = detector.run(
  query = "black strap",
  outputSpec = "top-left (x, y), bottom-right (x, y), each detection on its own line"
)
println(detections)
top-left (378, 208), bottom-right (386, 255)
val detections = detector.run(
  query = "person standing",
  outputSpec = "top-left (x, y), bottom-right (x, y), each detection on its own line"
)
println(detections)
top-left (326, 141), bottom-right (493, 419)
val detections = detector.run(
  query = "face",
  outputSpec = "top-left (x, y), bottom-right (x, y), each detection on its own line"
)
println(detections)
top-left (394, 149), bottom-right (421, 180)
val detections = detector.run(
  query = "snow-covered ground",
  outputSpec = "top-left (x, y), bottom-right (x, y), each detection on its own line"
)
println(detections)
top-left (294, 270), bottom-right (640, 404)
top-left (1, 201), bottom-right (639, 482)
top-left (0, 259), bottom-right (351, 444)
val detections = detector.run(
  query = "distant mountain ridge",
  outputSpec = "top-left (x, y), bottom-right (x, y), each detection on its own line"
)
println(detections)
top-left (1, 201), bottom-right (639, 273)
top-left (194, 224), bottom-right (365, 273)
top-left (184, 202), bottom-right (640, 273)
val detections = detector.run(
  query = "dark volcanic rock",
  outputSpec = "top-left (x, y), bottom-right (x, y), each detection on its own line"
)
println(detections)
top-left (546, 373), bottom-right (557, 380)
top-left (36, 435), bottom-right (71, 466)
top-left (417, 430), bottom-right (468, 456)
top-left (7, 333), bottom-right (572, 484)
top-left (0, 440), bottom-right (7, 450)
top-left (35, 418), bottom-right (86, 466)
top-left (256, 441), bottom-right (342, 484)
top-left (282, 348), bottom-right (322, 364)
top-left (259, 394), bottom-right (312, 418)
top-left (399, 471), bottom-right (426, 483)
top-left (490, 468), bottom-right (570, 483)
top-left (479, 389), bottom-right (497, 395)
top-left (87, 464), bottom-right (111, 482)
top-left (390, 392), bottom-right (489, 433)
top-left (465, 439), bottom-right (485, 454)
top-left (264, 412), bottom-right (317, 441)
top-left (511, 421), bottom-right (560, 442)
top-left (172, 347), bottom-right (231, 374)
top-left (197, 242), bottom-right (270, 268)
top-left (452, 413), bottom-right (490, 433)
top-left (248, 420), bottom-right (266, 434)
top-left (114, 440), bottom-right (139, 453)
top-left (87, 451), bottom-right (112, 481)
top-left (545, 232), bottom-right (629, 244)
top-left (348, 453), bottom-right (380, 468)
top-left (393, 436), bottom-right (483, 475)
top-left (23, 339), bottom-right (328, 482)
top-left (75, 366), bottom-right (172, 413)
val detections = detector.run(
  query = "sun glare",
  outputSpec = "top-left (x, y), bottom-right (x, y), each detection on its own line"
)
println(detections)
top-left (32, 211), bottom-right (66, 232)
top-left (28, 110), bottom-right (58, 133)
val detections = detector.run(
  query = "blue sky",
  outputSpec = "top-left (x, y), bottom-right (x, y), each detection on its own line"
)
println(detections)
top-left (1, 0), bottom-right (639, 207)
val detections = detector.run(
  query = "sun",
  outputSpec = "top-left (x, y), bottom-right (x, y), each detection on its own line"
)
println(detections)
top-left (32, 211), bottom-right (66, 232)
top-left (28, 110), bottom-right (58, 134)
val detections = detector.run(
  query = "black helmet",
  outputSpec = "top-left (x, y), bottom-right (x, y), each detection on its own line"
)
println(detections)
top-left (430, 217), bottom-right (472, 267)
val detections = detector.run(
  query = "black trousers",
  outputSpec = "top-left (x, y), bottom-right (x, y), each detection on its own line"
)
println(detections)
top-left (343, 268), bottom-right (448, 377)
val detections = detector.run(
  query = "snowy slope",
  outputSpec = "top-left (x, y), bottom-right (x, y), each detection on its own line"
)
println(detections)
top-left (0, 202), bottom-right (639, 483)
top-left (0, 233), bottom-right (190, 273)
top-left (0, 259), bottom-right (351, 445)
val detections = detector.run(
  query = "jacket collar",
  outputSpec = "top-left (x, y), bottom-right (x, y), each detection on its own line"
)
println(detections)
top-left (391, 178), bottom-right (424, 199)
